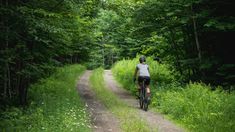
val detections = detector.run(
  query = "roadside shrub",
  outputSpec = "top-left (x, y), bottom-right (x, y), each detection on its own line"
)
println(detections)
top-left (112, 57), bottom-right (175, 94)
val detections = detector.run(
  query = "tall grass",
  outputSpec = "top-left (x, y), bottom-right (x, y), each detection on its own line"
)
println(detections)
top-left (0, 65), bottom-right (91, 131)
top-left (112, 57), bottom-right (175, 94)
top-left (153, 83), bottom-right (235, 132)
top-left (89, 68), bottom-right (156, 132)
top-left (112, 57), bottom-right (235, 132)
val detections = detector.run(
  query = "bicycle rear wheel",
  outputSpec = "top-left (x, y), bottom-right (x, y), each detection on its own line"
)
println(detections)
top-left (143, 98), bottom-right (148, 111)
top-left (139, 88), bottom-right (144, 109)
top-left (143, 89), bottom-right (149, 111)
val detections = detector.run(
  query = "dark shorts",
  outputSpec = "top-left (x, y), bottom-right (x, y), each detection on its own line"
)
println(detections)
top-left (138, 76), bottom-right (150, 85)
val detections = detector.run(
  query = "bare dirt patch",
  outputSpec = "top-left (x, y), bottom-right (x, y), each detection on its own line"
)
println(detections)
top-left (77, 71), bottom-right (121, 132)
top-left (104, 70), bottom-right (184, 132)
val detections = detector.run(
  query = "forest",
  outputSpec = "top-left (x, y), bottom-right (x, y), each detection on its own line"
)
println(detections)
top-left (0, 0), bottom-right (235, 131)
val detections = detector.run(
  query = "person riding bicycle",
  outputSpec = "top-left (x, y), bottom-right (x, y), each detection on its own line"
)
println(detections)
top-left (133, 56), bottom-right (151, 100)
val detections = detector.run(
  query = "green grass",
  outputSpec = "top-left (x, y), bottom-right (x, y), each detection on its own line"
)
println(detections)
top-left (152, 83), bottom-right (235, 132)
top-left (0, 65), bottom-right (91, 132)
top-left (89, 68), bottom-right (157, 132)
top-left (112, 57), bottom-right (235, 132)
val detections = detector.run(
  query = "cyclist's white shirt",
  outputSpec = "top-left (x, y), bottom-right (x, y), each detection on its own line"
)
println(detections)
top-left (137, 63), bottom-right (150, 77)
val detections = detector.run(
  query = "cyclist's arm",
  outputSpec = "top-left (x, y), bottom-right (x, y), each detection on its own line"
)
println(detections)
top-left (134, 66), bottom-right (138, 78)
top-left (147, 65), bottom-right (150, 76)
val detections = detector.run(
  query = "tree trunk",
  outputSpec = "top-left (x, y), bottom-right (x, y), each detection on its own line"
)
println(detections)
top-left (19, 76), bottom-right (28, 105)
top-left (191, 5), bottom-right (202, 62)
top-left (75, 54), bottom-right (79, 63)
top-left (16, 64), bottom-right (21, 97)
top-left (7, 62), bottom-right (12, 99)
top-left (3, 0), bottom-right (9, 99)
top-left (4, 67), bottom-right (7, 98)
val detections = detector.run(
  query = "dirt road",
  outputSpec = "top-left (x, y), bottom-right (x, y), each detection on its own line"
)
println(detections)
top-left (77, 70), bottom-right (184, 132)
top-left (77, 71), bottom-right (121, 132)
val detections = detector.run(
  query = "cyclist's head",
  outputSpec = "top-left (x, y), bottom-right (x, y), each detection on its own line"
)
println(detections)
top-left (139, 56), bottom-right (146, 63)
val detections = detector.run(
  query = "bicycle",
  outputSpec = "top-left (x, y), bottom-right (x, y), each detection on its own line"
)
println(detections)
top-left (139, 78), bottom-right (150, 111)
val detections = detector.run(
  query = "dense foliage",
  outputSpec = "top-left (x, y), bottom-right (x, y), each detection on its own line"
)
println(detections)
top-left (92, 0), bottom-right (235, 88)
top-left (1, 0), bottom-right (234, 131)
top-left (0, 65), bottom-right (91, 131)
top-left (1, 0), bottom-right (234, 106)
top-left (112, 57), bottom-right (235, 132)
top-left (0, 0), bottom-right (100, 105)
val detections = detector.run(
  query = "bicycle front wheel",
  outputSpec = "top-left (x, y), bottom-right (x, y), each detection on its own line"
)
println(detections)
top-left (139, 90), bottom-right (144, 109)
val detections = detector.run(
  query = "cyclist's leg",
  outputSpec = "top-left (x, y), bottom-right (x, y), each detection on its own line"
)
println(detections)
top-left (145, 84), bottom-right (151, 104)
top-left (137, 76), bottom-right (142, 98)
top-left (145, 77), bottom-right (151, 98)
top-left (146, 85), bottom-right (150, 94)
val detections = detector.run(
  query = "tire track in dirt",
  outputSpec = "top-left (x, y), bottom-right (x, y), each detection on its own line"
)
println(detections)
top-left (77, 71), bottom-right (121, 132)
top-left (104, 70), bottom-right (184, 132)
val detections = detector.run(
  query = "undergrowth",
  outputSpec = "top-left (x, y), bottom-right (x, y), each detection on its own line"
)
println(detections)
top-left (0, 65), bottom-right (91, 131)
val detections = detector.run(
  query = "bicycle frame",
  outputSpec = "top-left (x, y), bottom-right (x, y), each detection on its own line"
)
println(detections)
top-left (139, 78), bottom-right (149, 111)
